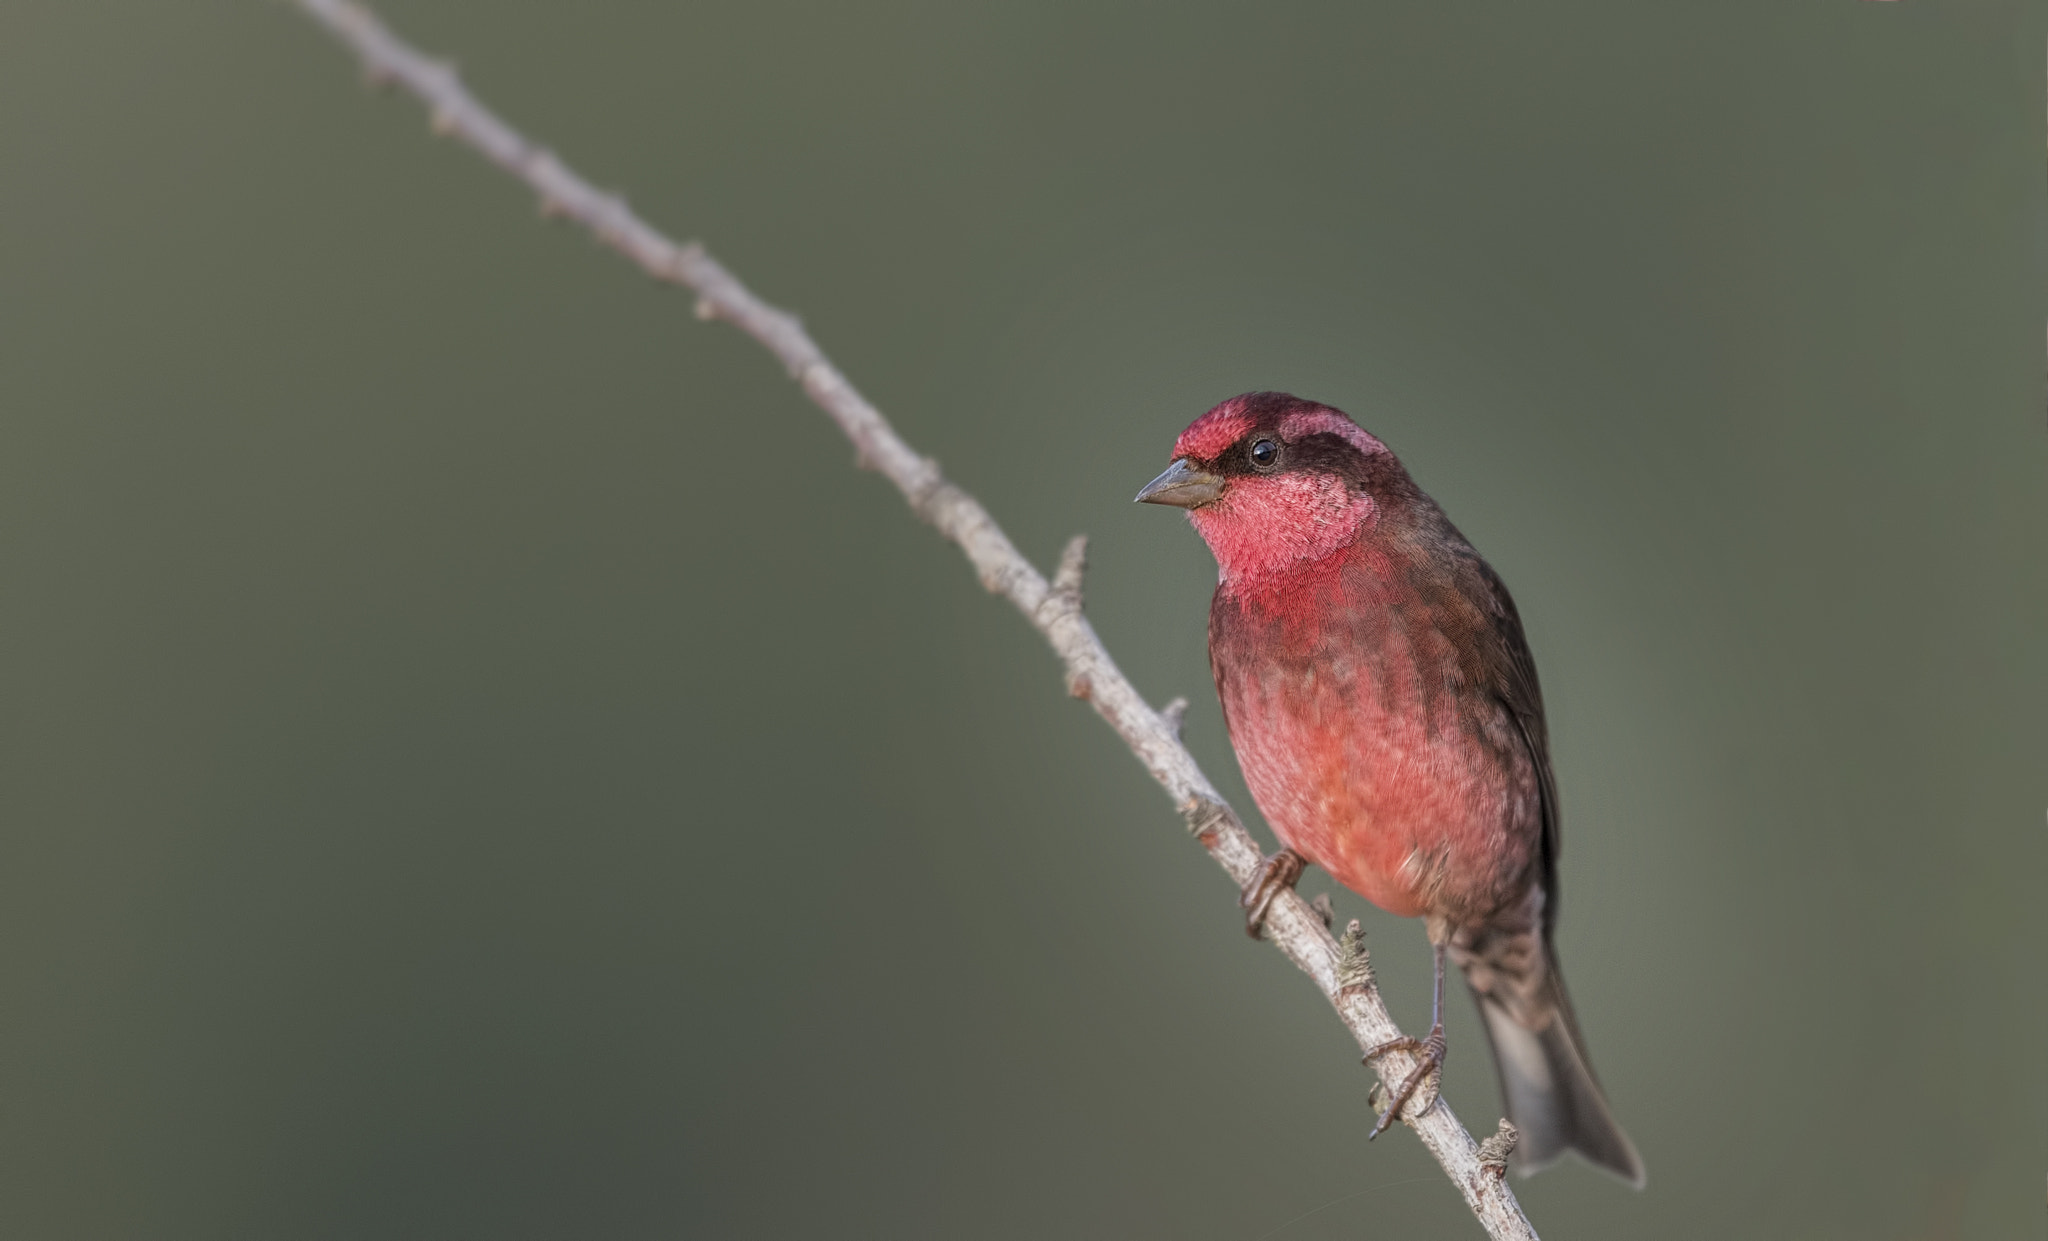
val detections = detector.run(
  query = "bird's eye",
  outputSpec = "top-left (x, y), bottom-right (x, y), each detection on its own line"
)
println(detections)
top-left (1248, 438), bottom-right (1280, 470)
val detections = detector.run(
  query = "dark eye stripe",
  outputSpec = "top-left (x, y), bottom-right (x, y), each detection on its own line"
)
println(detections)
top-left (1207, 430), bottom-right (1374, 482)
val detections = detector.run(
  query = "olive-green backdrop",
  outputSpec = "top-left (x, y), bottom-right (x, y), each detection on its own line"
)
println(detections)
top-left (4, 2), bottom-right (2043, 1237)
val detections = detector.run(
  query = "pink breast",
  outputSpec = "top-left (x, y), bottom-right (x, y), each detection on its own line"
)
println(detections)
top-left (1218, 614), bottom-right (1536, 923)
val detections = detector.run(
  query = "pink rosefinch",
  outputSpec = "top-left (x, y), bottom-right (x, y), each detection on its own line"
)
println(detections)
top-left (1139, 392), bottom-right (1643, 1184)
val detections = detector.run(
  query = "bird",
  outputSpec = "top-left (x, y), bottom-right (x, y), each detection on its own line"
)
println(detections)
top-left (1135, 391), bottom-right (1644, 1185)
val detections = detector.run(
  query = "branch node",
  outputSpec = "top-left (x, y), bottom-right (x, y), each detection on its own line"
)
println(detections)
top-left (977, 563), bottom-right (1007, 594)
top-left (1477, 1120), bottom-right (1519, 1181)
top-left (1336, 919), bottom-right (1375, 996)
top-left (1308, 892), bottom-right (1335, 929)
top-left (1036, 534), bottom-right (1089, 626)
top-left (670, 241), bottom-right (707, 279)
top-left (693, 296), bottom-right (718, 321)
top-left (429, 105), bottom-right (458, 135)
top-left (1065, 670), bottom-right (1093, 701)
top-left (1159, 696), bottom-right (1189, 738)
top-left (1181, 797), bottom-right (1231, 846)
top-left (911, 469), bottom-right (953, 523)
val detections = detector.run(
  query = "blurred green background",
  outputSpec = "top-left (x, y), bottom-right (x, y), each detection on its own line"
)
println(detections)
top-left (3, 2), bottom-right (2044, 1237)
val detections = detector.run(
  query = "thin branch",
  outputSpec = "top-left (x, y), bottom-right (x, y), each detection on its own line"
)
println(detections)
top-left (283, 3), bottom-right (1540, 1236)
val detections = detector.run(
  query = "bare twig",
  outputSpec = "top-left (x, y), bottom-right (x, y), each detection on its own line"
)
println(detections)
top-left (283, 3), bottom-right (1540, 1236)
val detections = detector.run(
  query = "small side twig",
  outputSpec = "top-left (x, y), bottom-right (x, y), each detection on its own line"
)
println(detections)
top-left (283, 5), bottom-right (1542, 1237)
top-left (1336, 919), bottom-right (1375, 997)
top-left (1306, 892), bottom-right (1335, 929)
top-left (1477, 1120), bottom-right (1520, 1182)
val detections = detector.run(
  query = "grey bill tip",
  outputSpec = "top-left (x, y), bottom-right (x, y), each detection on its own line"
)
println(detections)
top-left (1135, 458), bottom-right (1226, 508)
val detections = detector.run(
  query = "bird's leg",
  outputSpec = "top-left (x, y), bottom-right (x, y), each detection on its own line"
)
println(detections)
top-left (1364, 941), bottom-right (1447, 1138)
top-left (1238, 847), bottom-right (1307, 939)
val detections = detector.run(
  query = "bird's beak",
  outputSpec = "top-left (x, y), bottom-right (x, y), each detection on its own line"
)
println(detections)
top-left (1134, 458), bottom-right (1226, 509)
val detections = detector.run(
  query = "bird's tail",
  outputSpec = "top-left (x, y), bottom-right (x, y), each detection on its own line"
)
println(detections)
top-left (1458, 934), bottom-right (1645, 1186)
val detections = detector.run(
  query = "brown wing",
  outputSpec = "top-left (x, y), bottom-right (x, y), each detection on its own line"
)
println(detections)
top-left (1455, 557), bottom-right (1644, 1182)
top-left (1468, 556), bottom-right (1561, 935)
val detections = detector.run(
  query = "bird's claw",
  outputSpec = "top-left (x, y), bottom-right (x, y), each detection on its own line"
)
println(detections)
top-left (1238, 848), bottom-right (1307, 939)
top-left (1364, 1024), bottom-right (1446, 1138)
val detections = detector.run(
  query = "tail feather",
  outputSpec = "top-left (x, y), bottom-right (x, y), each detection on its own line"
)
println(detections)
top-left (1450, 904), bottom-right (1645, 1187)
top-left (1469, 958), bottom-right (1645, 1187)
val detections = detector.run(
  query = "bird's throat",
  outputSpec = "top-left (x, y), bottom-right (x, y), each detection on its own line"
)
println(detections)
top-left (1189, 474), bottom-right (1377, 590)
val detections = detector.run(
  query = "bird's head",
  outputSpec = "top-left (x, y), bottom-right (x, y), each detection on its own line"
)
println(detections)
top-left (1136, 392), bottom-right (1398, 585)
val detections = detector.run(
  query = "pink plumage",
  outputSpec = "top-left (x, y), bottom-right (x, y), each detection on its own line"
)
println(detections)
top-left (1140, 392), bottom-right (1643, 1185)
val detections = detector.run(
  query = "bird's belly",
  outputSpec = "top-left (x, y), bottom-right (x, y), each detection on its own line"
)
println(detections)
top-left (1222, 649), bottom-right (1536, 923)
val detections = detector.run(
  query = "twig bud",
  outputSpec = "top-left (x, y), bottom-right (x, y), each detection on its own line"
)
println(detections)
top-left (1477, 1120), bottom-right (1519, 1180)
top-left (1336, 919), bottom-right (1374, 995)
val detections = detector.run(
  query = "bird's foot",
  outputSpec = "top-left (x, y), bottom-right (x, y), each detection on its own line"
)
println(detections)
top-left (1238, 848), bottom-right (1307, 939)
top-left (1364, 1023), bottom-right (1446, 1138)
